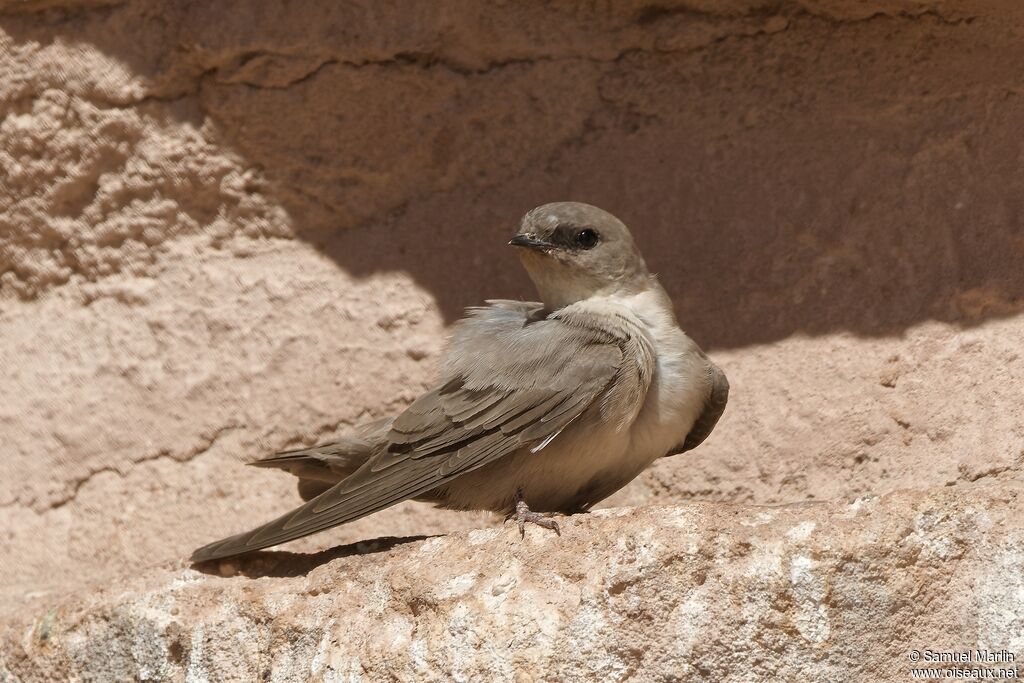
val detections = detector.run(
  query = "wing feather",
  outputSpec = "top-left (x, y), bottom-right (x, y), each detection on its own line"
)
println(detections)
top-left (190, 302), bottom-right (626, 562)
top-left (666, 361), bottom-right (729, 456)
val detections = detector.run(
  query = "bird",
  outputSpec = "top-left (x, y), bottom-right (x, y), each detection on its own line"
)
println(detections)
top-left (191, 202), bottom-right (728, 562)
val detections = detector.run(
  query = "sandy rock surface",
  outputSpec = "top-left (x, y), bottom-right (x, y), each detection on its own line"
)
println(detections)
top-left (3, 483), bottom-right (1024, 681)
top-left (2, 0), bottom-right (1024, 679)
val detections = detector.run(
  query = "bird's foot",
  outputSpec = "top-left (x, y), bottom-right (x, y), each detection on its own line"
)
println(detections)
top-left (506, 489), bottom-right (561, 538)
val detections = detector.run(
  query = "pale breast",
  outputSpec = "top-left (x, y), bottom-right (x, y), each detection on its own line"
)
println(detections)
top-left (434, 291), bottom-right (709, 514)
top-left (579, 289), bottom-right (709, 462)
top-left (627, 326), bottom-right (709, 460)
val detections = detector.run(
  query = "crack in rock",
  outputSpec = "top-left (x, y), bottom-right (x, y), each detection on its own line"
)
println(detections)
top-left (47, 425), bottom-right (241, 510)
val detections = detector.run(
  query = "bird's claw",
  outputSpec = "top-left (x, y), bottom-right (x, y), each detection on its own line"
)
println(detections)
top-left (508, 490), bottom-right (561, 538)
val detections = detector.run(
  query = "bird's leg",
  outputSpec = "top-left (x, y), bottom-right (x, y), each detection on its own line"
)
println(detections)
top-left (507, 488), bottom-right (561, 538)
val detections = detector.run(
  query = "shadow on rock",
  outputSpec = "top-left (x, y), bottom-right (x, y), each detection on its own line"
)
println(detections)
top-left (5, 4), bottom-right (1024, 348)
top-left (191, 534), bottom-right (434, 578)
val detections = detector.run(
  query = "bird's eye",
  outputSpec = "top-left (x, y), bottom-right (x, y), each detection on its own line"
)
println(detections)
top-left (575, 228), bottom-right (600, 249)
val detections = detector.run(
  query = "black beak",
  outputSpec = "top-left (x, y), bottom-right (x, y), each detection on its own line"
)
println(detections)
top-left (508, 234), bottom-right (554, 251)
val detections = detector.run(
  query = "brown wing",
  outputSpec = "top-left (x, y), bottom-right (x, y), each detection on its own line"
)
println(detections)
top-left (668, 361), bottom-right (729, 456)
top-left (191, 303), bottom-right (623, 562)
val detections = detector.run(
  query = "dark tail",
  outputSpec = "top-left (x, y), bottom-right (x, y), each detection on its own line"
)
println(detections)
top-left (248, 417), bottom-right (391, 498)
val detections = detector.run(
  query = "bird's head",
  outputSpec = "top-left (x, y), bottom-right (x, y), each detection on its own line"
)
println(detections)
top-left (510, 202), bottom-right (652, 310)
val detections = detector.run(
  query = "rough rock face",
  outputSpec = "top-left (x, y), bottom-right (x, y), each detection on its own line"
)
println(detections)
top-left (2, 0), bottom-right (1024, 679)
top-left (4, 484), bottom-right (1024, 681)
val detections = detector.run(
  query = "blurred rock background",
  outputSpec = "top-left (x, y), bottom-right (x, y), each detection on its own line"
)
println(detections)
top-left (1, 0), bottom-right (1022, 664)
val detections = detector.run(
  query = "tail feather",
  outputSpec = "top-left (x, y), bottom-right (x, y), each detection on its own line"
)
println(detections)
top-left (248, 417), bottom-right (391, 484)
top-left (296, 479), bottom-right (333, 501)
top-left (192, 419), bottom-right (392, 560)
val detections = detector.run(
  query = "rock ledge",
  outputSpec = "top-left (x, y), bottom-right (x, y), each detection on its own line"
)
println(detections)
top-left (3, 482), bottom-right (1023, 682)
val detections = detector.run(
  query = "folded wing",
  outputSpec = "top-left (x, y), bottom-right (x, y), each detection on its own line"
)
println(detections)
top-left (191, 301), bottom-right (624, 562)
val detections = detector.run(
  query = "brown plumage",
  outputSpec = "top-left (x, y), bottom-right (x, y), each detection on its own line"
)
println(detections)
top-left (191, 202), bottom-right (728, 562)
